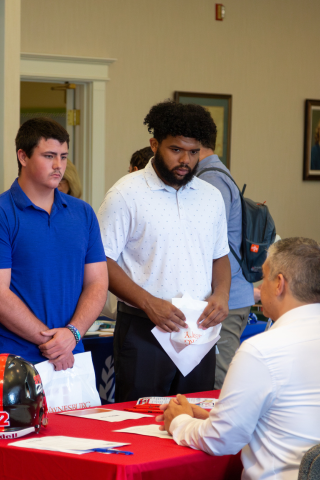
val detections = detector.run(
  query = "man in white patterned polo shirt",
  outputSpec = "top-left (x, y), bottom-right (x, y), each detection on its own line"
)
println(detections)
top-left (98, 101), bottom-right (231, 402)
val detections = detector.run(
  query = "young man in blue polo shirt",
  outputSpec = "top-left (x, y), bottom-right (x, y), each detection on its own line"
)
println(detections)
top-left (0, 118), bottom-right (108, 370)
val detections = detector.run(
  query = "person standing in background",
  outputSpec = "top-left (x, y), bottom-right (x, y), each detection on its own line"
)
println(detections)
top-left (58, 158), bottom-right (82, 198)
top-left (0, 118), bottom-right (108, 369)
top-left (98, 101), bottom-right (231, 402)
top-left (104, 145), bottom-right (155, 321)
top-left (129, 146), bottom-right (153, 172)
top-left (197, 127), bottom-right (254, 389)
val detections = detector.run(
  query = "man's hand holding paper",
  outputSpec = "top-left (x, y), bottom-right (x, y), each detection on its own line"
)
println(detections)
top-left (197, 291), bottom-right (229, 329)
top-left (144, 297), bottom-right (187, 333)
top-left (170, 293), bottom-right (221, 353)
top-left (151, 294), bottom-right (222, 376)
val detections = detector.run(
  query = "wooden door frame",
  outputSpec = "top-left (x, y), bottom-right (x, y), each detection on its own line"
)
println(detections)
top-left (20, 53), bottom-right (116, 211)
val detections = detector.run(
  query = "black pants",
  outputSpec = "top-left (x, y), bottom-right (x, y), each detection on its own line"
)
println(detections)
top-left (114, 304), bottom-right (216, 402)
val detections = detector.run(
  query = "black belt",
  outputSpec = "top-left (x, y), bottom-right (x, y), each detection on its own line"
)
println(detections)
top-left (117, 302), bottom-right (149, 319)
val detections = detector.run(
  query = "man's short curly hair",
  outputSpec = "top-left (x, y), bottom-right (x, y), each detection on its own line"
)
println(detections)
top-left (144, 101), bottom-right (217, 146)
top-left (130, 147), bottom-right (153, 170)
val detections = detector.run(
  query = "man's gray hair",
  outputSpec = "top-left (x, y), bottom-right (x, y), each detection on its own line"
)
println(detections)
top-left (267, 237), bottom-right (320, 303)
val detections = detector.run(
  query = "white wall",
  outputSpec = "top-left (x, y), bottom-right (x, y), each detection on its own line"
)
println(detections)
top-left (20, 0), bottom-right (320, 240)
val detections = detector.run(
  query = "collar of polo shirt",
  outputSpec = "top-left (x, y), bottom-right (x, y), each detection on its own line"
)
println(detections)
top-left (10, 178), bottom-right (68, 211)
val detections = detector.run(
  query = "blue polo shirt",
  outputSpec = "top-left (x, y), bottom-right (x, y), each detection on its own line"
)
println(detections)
top-left (0, 179), bottom-right (106, 363)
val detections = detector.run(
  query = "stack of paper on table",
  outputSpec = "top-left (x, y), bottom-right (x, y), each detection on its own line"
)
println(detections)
top-left (152, 293), bottom-right (221, 376)
top-left (59, 407), bottom-right (152, 422)
top-left (9, 436), bottom-right (129, 455)
top-left (114, 424), bottom-right (172, 439)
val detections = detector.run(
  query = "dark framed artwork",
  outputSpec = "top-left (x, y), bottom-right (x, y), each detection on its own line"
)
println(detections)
top-left (303, 99), bottom-right (320, 181)
top-left (174, 91), bottom-right (232, 169)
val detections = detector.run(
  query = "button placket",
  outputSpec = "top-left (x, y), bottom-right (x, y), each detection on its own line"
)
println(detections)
top-left (177, 190), bottom-right (186, 221)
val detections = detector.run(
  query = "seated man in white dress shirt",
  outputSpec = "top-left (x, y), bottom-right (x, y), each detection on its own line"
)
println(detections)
top-left (157, 237), bottom-right (320, 480)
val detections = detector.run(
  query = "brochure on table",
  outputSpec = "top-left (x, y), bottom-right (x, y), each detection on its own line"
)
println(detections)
top-left (9, 436), bottom-right (129, 455)
top-left (114, 424), bottom-right (172, 440)
top-left (59, 407), bottom-right (152, 422)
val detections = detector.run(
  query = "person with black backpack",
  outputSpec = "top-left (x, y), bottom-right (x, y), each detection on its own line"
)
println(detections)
top-left (197, 131), bottom-right (254, 389)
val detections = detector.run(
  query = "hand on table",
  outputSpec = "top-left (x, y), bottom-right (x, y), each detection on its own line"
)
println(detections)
top-left (197, 292), bottom-right (229, 329)
top-left (190, 404), bottom-right (210, 420)
top-left (156, 394), bottom-right (194, 434)
top-left (39, 327), bottom-right (76, 370)
top-left (144, 297), bottom-right (187, 333)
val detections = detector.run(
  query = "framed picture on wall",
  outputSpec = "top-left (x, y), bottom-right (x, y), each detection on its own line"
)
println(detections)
top-left (174, 91), bottom-right (232, 169)
top-left (303, 99), bottom-right (320, 181)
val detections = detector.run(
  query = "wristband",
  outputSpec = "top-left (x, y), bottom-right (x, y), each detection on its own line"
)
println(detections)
top-left (66, 324), bottom-right (81, 345)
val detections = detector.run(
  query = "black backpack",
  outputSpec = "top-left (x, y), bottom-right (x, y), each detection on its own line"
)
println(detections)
top-left (197, 167), bottom-right (276, 283)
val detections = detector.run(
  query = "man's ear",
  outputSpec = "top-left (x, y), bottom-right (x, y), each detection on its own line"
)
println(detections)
top-left (275, 274), bottom-right (286, 297)
top-left (133, 166), bottom-right (138, 172)
top-left (149, 138), bottom-right (158, 154)
top-left (17, 149), bottom-right (28, 167)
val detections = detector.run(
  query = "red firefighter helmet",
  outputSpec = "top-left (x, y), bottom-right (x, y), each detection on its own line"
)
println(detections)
top-left (0, 354), bottom-right (48, 439)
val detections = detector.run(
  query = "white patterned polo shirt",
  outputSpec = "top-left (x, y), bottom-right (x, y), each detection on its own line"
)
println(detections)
top-left (98, 160), bottom-right (229, 303)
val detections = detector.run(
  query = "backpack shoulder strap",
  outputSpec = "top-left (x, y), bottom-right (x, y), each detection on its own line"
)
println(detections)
top-left (196, 167), bottom-right (240, 192)
top-left (197, 167), bottom-right (243, 266)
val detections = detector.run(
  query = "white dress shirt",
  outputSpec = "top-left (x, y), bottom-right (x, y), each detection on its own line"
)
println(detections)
top-left (98, 160), bottom-right (229, 302)
top-left (170, 304), bottom-right (320, 480)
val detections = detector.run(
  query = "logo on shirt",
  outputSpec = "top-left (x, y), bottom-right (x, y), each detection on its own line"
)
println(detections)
top-left (250, 244), bottom-right (259, 253)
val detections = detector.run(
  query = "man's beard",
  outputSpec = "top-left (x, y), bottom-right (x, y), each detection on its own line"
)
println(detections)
top-left (153, 149), bottom-right (199, 188)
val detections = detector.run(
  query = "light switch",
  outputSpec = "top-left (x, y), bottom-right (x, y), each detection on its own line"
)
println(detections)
top-left (216, 4), bottom-right (225, 21)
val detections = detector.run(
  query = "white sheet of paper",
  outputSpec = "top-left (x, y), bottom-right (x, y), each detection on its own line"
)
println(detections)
top-left (152, 328), bottom-right (220, 376)
top-left (171, 294), bottom-right (210, 352)
top-left (170, 293), bottom-right (221, 350)
top-left (114, 424), bottom-right (172, 439)
top-left (152, 293), bottom-right (221, 376)
top-left (9, 436), bottom-right (129, 455)
top-left (151, 294), bottom-right (221, 377)
top-left (61, 410), bottom-right (152, 422)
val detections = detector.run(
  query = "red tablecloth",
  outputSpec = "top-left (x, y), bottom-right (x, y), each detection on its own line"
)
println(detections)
top-left (0, 391), bottom-right (242, 480)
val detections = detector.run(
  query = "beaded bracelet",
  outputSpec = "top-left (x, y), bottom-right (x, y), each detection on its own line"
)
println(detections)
top-left (66, 324), bottom-right (81, 345)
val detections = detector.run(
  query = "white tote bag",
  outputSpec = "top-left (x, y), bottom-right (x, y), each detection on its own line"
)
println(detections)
top-left (35, 351), bottom-right (101, 413)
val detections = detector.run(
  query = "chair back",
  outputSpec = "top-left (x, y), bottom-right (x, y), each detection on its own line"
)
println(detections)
top-left (298, 444), bottom-right (320, 480)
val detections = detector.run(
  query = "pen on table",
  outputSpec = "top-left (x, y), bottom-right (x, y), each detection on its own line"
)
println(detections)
top-left (124, 408), bottom-right (162, 414)
top-left (133, 404), bottom-right (161, 409)
top-left (91, 448), bottom-right (134, 455)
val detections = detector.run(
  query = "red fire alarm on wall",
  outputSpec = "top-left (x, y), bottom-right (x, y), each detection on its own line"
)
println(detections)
top-left (216, 4), bottom-right (225, 21)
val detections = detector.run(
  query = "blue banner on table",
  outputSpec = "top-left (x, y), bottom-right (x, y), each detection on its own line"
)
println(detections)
top-left (82, 336), bottom-right (115, 404)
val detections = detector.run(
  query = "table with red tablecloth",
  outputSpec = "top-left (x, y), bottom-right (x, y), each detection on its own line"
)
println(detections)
top-left (0, 391), bottom-right (242, 480)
